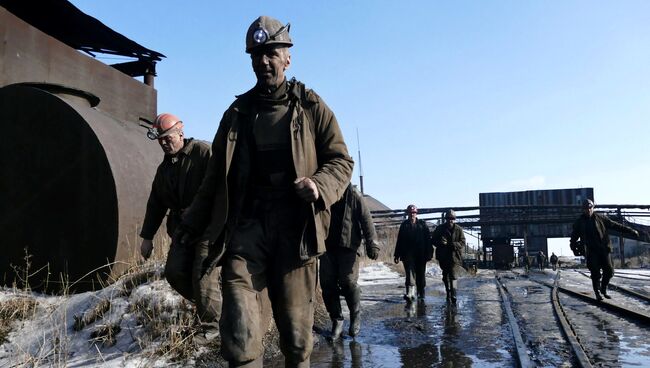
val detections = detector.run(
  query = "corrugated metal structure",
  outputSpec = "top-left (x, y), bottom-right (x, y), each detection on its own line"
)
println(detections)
top-left (479, 188), bottom-right (593, 239)
top-left (479, 188), bottom-right (594, 268)
top-left (0, 1), bottom-right (164, 292)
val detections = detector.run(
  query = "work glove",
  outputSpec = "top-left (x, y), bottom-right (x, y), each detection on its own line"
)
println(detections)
top-left (140, 238), bottom-right (153, 259)
top-left (366, 246), bottom-right (379, 260)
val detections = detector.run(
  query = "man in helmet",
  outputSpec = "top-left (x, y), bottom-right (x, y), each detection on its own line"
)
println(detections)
top-left (139, 113), bottom-right (221, 339)
top-left (570, 199), bottom-right (639, 301)
top-left (175, 16), bottom-right (353, 367)
top-left (321, 183), bottom-right (380, 341)
top-left (432, 210), bottom-right (466, 303)
top-left (394, 205), bottom-right (432, 303)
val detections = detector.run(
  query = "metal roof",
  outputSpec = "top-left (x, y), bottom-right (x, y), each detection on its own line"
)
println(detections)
top-left (0, 0), bottom-right (164, 62)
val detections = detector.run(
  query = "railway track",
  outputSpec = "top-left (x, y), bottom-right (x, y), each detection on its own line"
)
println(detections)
top-left (496, 270), bottom-right (650, 367)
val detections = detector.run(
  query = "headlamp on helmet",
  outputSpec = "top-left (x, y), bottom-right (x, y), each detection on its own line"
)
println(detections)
top-left (148, 113), bottom-right (184, 140)
top-left (406, 205), bottom-right (418, 214)
top-left (246, 16), bottom-right (293, 53)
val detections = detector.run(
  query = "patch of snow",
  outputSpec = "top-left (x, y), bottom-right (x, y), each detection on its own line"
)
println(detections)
top-left (358, 262), bottom-right (401, 285)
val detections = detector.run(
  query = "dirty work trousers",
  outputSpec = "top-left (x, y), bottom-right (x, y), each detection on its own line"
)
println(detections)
top-left (220, 197), bottom-right (317, 366)
top-left (586, 250), bottom-right (614, 288)
top-left (165, 239), bottom-right (222, 325)
top-left (320, 247), bottom-right (360, 320)
top-left (402, 253), bottom-right (427, 296)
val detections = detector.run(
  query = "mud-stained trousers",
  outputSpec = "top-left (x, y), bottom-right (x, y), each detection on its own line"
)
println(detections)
top-left (165, 239), bottom-right (222, 325)
top-left (320, 247), bottom-right (360, 320)
top-left (402, 253), bottom-right (427, 297)
top-left (220, 197), bottom-right (317, 367)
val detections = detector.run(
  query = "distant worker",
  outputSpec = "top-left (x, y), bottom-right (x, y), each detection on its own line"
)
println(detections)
top-left (174, 16), bottom-right (353, 367)
top-left (550, 252), bottom-right (559, 271)
top-left (432, 210), bottom-right (466, 303)
top-left (139, 113), bottom-right (221, 339)
top-left (570, 199), bottom-right (639, 301)
top-left (537, 250), bottom-right (546, 271)
top-left (522, 253), bottom-right (530, 273)
top-left (321, 183), bottom-right (381, 340)
top-left (394, 205), bottom-right (432, 302)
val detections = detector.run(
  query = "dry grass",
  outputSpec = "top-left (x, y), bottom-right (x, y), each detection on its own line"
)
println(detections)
top-left (130, 289), bottom-right (203, 362)
top-left (0, 296), bottom-right (38, 344)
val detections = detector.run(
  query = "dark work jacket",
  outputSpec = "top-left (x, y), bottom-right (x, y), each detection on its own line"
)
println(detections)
top-left (181, 79), bottom-right (353, 265)
top-left (140, 139), bottom-right (211, 239)
top-left (394, 219), bottom-right (432, 260)
top-left (432, 223), bottom-right (465, 270)
top-left (570, 212), bottom-right (636, 256)
top-left (326, 184), bottom-right (379, 255)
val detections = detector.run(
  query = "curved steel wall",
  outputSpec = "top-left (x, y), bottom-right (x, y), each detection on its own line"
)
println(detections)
top-left (0, 84), bottom-right (160, 292)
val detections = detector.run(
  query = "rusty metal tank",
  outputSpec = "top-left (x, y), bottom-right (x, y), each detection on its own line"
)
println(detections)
top-left (0, 83), bottom-right (161, 292)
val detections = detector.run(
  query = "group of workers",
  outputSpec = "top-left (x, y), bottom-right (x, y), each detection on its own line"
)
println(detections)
top-left (394, 205), bottom-right (466, 304)
top-left (135, 14), bottom-right (641, 367)
top-left (138, 15), bottom-right (376, 368)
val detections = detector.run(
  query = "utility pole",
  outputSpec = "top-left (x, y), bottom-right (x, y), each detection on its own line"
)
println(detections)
top-left (356, 128), bottom-right (364, 195)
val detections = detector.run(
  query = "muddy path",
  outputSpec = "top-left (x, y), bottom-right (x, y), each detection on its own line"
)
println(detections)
top-left (267, 269), bottom-right (515, 367)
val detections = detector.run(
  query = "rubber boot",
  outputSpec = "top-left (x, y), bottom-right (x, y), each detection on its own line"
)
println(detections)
top-left (404, 286), bottom-right (413, 302)
top-left (444, 278), bottom-right (451, 301)
top-left (331, 318), bottom-right (344, 341)
top-left (592, 279), bottom-right (603, 301)
top-left (417, 286), bottom-right (425, 301)
top-left (600, 281), bottom-right (611, 299)
top-left (346, 289), bottom-right (361, 337)
top-left (450, 280), bottom-right (457, 304)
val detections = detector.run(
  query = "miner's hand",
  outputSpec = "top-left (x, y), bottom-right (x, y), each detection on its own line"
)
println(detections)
top-left (140, 239), bottom-right (153, 260)
top-left (294, 177), bottom-right (319, 202)
top-left (366, 246), bottom-right (379, 260)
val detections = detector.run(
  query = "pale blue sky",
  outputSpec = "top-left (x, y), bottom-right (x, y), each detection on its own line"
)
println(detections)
top-left (72, 0), bottom-right (650, 212)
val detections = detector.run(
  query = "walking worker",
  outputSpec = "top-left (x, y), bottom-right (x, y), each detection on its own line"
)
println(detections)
top-left (431, 210), bottom-right (466, 303)
top-left (522, 252), bottom-right (530, 272)
top-left (537, 250), bottom-right (546, 271)
top-left (570, 199), bottom-right (639, 301)
top-left (174, 16), bottom-right (353, 368)
top-left (139, 113), bottom-right (221, 338)
top-left (321, 183), bottom-right (381, 340)
top-left (394, 205), bottom-right (432, 302)
top-left (550, 252), bottom-right (559, 271)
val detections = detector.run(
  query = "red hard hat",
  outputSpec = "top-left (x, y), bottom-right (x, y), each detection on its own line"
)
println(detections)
top-left (153, 113), bottom-right (183, 138)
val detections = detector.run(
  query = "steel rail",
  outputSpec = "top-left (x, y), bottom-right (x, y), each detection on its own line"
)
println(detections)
top-left (577, 271), bottom-right (650, 303)
top-left (534, 277), bottom-right (650, 324)
top-left (549, 272), bottom-right (593, 368)
top-left (494, 275), bottom-right (533, 368)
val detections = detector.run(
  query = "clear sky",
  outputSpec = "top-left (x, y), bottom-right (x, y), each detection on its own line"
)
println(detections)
top-left (71, 0), bottom-right (650, 212)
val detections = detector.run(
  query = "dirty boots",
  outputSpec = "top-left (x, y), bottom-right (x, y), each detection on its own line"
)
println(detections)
top-left (592, 279), bottom-right (603, 301)
top-left (449, 280), bottom-right (457, 304)
top-left (443, 279), bottom-right (451, 301)
top-left (600, 282), bottom-right (611, 299)
top-left (330, 318), bottom-right (344, 341)
top-left (346, 289), bottom-right (362, 337)
top-left (403, 286), bottom-right (416, 303)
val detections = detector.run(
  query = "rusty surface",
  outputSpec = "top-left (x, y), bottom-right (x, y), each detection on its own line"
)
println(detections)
top-left (0, 84), bottom-right (160, 292)
top-left (0, 6), bottom-right (157, 124)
